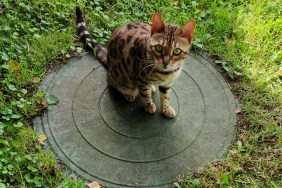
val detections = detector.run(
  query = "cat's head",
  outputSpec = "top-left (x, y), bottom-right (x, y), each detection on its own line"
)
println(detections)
top-left (149, 13), bottom-right (196, 72)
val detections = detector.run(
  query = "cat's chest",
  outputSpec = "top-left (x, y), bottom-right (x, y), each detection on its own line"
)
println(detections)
top-left (148, 69), bottom-right (182, 84)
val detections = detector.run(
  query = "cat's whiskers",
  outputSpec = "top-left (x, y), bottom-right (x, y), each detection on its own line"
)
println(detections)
top-left (144, 64), bottom-right (157, 81)
top-left (137, 63), bottom-right (156, 77)
top-left (137, 59), bottom-right (154, 62)
top-left (137, 57), bottom-right (154, 62)
top-left (138, 59), bottom-right (160, 80)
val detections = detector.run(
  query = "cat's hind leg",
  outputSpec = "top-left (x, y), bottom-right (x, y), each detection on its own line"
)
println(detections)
top-left (108, 78), bottom-right (138, 102)
top-left (107, 73), bottom-right (138, 102)
top-left (121, 87), bottom-right (138, 102)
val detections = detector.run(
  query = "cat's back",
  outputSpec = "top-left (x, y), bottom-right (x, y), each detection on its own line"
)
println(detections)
top-left (106, 22), bottom-right (152, 90)
top-left (107, 22), bottom-right (151, 51)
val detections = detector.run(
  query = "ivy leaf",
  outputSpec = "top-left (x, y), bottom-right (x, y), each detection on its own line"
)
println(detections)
top-left (7, 84), bottom-right (17, 91)
top-left (192, 179), bottom-right (200, 187)
top-left (0, 182), bottom-right (7, 188)
top-left (28, 165), bottom-right (38, 172)
top-left (34, 34), bottom-right (41, 39)
top-left (47, 95), bottom-right (59, 105)
top-left (194, 42), bottom-right (203, 49)
top-left (1, 53), bottom-right (9, 61)
top-left (24, 174), bottom-right (33, 183)
top-left (11, 114), bottom-right (22, 119)
top-left (0, 122), bottom-right (7, 129)
top-left (0, 139), bottom-right (10, 146)
top-left (234, 71), bottom-right (242, 76)
top-left (21, 89), bottom-right (28, 95)
top-left (199, 11), bottom-right (207, 18)
top-left (223, 65), bottom-right (230, 72)
top-left (25, 155), bottom-right (32, 161)
top-left (13, 122), bottom-right (23, 128)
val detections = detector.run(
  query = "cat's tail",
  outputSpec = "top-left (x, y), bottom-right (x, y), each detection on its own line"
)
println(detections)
top-left (76, 6), bottom-right (107, 66)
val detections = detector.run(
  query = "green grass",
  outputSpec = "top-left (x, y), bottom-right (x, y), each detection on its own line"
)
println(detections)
top-left (0, 0), bottom-right (281, 187)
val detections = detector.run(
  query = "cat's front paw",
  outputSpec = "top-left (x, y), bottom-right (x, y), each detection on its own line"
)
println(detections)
top-left (162, 106), bottom-right (176, 118)
top-left (144, 103), bottom-right (156, 113)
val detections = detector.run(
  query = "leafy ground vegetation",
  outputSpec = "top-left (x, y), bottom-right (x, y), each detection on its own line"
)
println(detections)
top-left (0, 0), bottom-right (281, 187)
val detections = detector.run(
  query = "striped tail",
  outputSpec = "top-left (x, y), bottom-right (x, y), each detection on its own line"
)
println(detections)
top-left (76, 6), bottom-right (107, 66)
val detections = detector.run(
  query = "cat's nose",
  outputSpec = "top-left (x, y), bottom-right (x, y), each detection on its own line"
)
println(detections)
top-left (163, 56), bottom-right (170, 69)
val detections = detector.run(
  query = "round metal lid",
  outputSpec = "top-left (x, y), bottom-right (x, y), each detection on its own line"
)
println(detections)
top-left (34, 52), bottom-right (236, 187)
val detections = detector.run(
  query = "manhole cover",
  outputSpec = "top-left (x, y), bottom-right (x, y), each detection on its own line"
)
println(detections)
top-left (34, 52), bottom-right (236, 187)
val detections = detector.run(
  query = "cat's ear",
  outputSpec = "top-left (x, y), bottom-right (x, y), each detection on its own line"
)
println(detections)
top-left (151, 13), bottom-right (165, 35)
top-left (181, 19), bottom-right (196, 43)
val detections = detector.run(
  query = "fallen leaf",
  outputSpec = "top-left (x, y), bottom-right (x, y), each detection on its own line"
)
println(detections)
top-left (226, 38), bottom-right (235, 47)
top-left (69, 173), bottom-right (77, 180)
top-left (173, 0), bottom-right (179, 6)
top-left (235, 107), bottom-right (242, 114)
top-left (214, 166), bottom-right (221, 180)
top-left (196, 167), bottom-right (204, 174)
top-left (238, 131), bottom-right (248, 143)
top-left (37, 100), bottom-right (49, 108)
top-left (0, 7), bottom-right (4, 14)
top-left (277, 69), bottom-right (282, 78)
top-left (37, 134), bottom-right (47, 144)
top-left (8, 60), bottom-right (20, 70)
top-left (87, 181), bottom-right (102, 188)
top-left (32, 77), bottom-right (41, 83)
top-left (41, 101), bottom-right (49, 108)
top-left (173, 182), bottom-right (181, 188)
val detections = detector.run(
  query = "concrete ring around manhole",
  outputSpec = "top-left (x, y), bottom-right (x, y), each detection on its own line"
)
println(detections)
top-left (33, 51), bottom-right (237, 187)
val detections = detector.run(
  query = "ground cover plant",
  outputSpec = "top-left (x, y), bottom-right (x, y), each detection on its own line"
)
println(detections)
top-left (0, 0), bottom-right (281, 187)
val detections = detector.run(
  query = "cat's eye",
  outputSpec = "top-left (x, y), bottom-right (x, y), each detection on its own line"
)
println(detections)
top-left (173, 48), bottom-right (182, 56)
top-left (155, 44), bottom-right (163, 53)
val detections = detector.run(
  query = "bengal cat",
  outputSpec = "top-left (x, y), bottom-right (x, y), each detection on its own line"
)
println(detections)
top-left (76, 7), bottom-right (196, 118)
